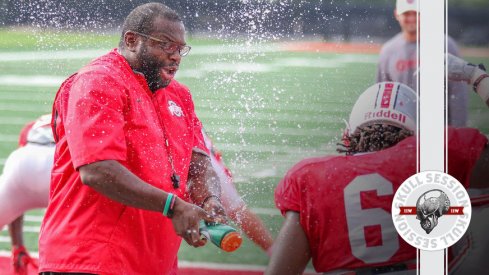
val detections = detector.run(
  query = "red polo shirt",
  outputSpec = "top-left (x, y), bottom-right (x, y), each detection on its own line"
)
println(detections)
top-left (39, 49), bottom-right (208, 275)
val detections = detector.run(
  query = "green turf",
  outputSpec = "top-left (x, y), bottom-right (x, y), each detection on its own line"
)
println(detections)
top-left (1, 29), bottom-right (488, 267)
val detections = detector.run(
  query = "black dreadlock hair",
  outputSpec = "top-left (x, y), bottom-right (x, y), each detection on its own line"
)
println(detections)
top-left (337, 124), bottom-right (414, 155)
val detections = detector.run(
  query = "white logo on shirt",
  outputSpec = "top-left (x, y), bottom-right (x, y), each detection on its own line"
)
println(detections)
top-left (168, 100), bottom-right (184, 117)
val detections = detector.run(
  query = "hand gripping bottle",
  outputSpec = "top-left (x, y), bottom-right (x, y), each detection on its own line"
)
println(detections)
top-left (199, 221), bottom-right (242, 252)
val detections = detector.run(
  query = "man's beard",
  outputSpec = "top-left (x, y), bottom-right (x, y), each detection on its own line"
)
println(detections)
top-left (138, 45), bottom-right (170, 92)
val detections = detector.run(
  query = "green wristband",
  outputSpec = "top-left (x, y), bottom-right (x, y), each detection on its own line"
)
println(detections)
top-left (163, 193), bottom-right (174, 217)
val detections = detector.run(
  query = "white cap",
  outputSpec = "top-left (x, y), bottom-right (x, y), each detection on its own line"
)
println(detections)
top-left (347, 82), bottom-right (417, 136)
top-left (396, 0), bottom-right (418, 15)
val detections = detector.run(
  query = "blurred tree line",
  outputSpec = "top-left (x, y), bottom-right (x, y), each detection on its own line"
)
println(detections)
top-left (0, 0), bottom-right (487, 45)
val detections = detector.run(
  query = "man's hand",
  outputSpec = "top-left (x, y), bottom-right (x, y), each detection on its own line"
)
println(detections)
top-left (447, 53), bottom-right (477, 82)
top-left (201, 196), bottom-right (227, 224)
top-left (171, 197), bottom-right (215, 247)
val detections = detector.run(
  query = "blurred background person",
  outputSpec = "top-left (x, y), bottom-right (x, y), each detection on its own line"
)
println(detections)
top-left (0, 114), bottom-right (53, 274)
top-left (377, 0), bottom-right (469, 126)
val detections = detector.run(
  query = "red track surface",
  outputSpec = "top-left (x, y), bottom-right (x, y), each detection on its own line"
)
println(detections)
top-left (0, 256), bottom-right (322, 274)
top-left (0, 256), bottom-right (286, 275)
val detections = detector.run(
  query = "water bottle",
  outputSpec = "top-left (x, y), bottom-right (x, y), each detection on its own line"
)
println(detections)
top-left (199, 221), bottom-right (242, 252)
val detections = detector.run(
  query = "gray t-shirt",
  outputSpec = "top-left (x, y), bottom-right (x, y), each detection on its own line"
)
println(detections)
top-left (377, 33), bottom-right (468, 126)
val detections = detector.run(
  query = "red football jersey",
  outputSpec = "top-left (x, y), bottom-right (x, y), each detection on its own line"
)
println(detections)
top-left (275, 128), bottom-right (487, 273)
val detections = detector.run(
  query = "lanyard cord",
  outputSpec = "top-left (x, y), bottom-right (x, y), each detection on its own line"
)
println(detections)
top-left (153, 95), bottom-right (180, 189)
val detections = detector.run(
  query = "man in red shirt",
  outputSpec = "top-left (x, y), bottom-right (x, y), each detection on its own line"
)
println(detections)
top-left (39, 3), bottom-right (226, 275)
top-left (266, 82), bottom-right (489, 274)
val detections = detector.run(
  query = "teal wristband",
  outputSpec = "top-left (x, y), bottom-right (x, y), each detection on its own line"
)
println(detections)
top-left (163, 193), bottom-right (174, 217)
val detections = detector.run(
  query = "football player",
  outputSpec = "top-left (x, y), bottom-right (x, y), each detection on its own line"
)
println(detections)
top-left (265, 82), bottom-right (488, 274)
top-left (0, 114), bottom-right (53, 274)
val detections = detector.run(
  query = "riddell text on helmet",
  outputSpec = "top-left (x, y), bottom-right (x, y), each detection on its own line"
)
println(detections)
top-left (364, 110), bottom-right (407, 123)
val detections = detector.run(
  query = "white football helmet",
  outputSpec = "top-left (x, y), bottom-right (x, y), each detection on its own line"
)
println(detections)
top-left (347, 82), bottom-right (417, 137)
top-left (27, 114), bottom-right (54, 145)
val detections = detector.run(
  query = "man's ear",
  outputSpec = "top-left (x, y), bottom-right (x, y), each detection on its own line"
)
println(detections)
top-left (394, 9), bottom-right (400, 21)
top-left (124, 31), bottom-right (139, 52)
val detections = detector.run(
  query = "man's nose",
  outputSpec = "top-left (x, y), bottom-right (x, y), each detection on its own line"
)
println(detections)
top-left (169, 50), bottom-right (181, 62)
top-left (406, 14), bottom-right (417, 22)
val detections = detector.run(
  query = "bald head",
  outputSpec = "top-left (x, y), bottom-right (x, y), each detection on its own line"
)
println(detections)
top-left (119, 3), bottom-right (182, 48)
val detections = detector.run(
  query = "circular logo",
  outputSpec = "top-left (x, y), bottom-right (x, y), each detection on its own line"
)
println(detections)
top-left (391, 171), bottom-right (471, 251)
top-left (168, 100), bottom-right (184, 117)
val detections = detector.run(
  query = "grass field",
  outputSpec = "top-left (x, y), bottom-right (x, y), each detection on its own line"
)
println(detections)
top-left (1, 28), bottom-right (488, 268)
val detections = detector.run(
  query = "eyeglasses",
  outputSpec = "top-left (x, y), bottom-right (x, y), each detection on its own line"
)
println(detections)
top-left (131, 31), bottom-right (191, 57)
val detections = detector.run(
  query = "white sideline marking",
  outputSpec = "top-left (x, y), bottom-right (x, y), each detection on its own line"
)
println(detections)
top-left (0, 75), bottom-right (65, 87)
top-left (22, 226), bottom-right (41, 232)
top-left (0, 103), bottom-right (50, 112)
top-left (0, 49), bottom-right (106, 62)
top-left (0, 226), bottom-right (40, 234)
top-left (0, 117), bottom-right (34, 125)
top-left (25, 215), bottom-right (43, 222)
top-left (0, 250), bottom-right (39, 258)
top-left (0, 93), bottom-right (53, 102)
top-left (0, 134), bottom-right (17, 142)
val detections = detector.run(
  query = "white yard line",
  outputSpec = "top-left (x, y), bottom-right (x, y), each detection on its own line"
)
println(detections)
top-left (0, 49), bottom-right (106, 62)
top-left (0, 117), bottom-right (33, 125)
top-left (0, 250), bottom-right (39, 258)
top-left (0, 225), bottom-right (40, 234)
top-left (0, 75), bottom-right (65, 87)
top-left (0, 103), bottom-right (50, 112)
top-left (0, 134), bottom-right (18, 142)
top-left (25, 215), bottom-right (44, 222)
